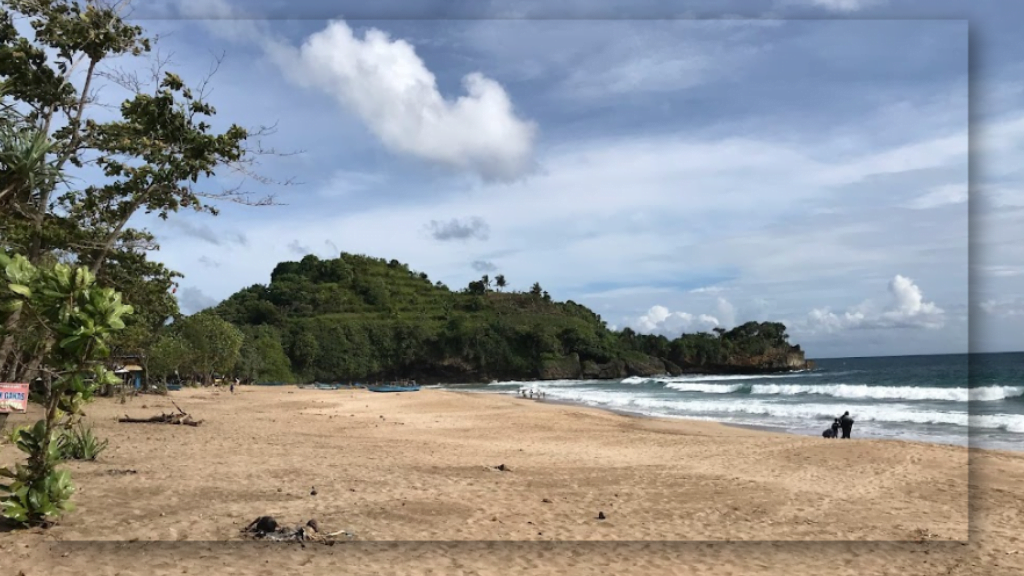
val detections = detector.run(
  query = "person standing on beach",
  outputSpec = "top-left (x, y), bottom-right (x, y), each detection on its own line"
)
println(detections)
top-left (831, 418), bottom-right (841, 439)
top-left (839, 411), bottom-right (854, 438)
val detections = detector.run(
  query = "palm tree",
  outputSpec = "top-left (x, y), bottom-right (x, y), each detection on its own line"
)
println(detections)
top-left (481, 274), bottom-right (491, 291)
top-left (495, 274), bottom-right (506, 292)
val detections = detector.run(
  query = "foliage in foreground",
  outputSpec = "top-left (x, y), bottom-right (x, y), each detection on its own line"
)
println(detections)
top-left (0, 254), bottom-right (130, 526)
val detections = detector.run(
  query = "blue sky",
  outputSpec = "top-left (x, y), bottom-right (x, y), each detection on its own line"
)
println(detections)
top-left (81, 0), bottom-right (1022, 358)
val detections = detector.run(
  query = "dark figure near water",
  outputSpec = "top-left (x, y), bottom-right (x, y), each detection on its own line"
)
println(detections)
top-left (839, 411), bottom-right (854, 439)
top-left (831, 418), bottom-right (841, 439)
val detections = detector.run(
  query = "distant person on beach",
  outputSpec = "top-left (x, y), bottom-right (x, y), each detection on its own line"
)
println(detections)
top-left (831, 418), bottom-right (841, 439)
top-left (839, 411), bottom-right (854, 438)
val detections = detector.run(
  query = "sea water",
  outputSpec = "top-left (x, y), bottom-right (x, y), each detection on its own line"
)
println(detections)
top-left (442, 353), bottom-right (1024, 451)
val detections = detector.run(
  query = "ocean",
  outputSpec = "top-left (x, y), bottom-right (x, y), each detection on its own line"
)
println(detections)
top-left (441, 353), bottom-right (1024, 451)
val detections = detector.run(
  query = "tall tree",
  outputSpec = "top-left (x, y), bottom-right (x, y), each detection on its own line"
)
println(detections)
top-left (173, 312), bottom-right (243, 385)
top-left (0, 0), bottom-right (289, 381)
top-left (495, 274), bottom-right (506, 292)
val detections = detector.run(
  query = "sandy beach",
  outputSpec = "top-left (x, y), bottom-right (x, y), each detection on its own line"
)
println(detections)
top-left (0, 386), bottom-right (1020, 575)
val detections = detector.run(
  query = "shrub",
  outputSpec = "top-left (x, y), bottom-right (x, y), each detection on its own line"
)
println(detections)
top-left (57, 425), bottom-right (108, 461)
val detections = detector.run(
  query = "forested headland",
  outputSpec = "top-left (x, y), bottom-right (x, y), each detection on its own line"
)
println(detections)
top-left (154, 253), bottom-right (815, 385)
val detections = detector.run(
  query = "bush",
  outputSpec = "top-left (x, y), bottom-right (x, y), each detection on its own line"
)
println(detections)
top-left (57, 425), bottom-right (108, 461)
top-left (0, 421), bottom-right (76, 525)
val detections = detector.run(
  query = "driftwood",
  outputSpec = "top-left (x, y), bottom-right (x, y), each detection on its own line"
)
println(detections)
top-left (119, 399), bottom-right (202, 426)
top-left (118, 412), bottom-right (202, 426)
top-left (119, 401), bottom-right (202, 426)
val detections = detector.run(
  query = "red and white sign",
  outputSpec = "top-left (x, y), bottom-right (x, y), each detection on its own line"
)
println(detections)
top-left (0, 383), bottom-right (29, 413)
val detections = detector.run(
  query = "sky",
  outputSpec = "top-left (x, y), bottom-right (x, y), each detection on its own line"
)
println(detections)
top-left (61, 0), bottom-right (1021, 358)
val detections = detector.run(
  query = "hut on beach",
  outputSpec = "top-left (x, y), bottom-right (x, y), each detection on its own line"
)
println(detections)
top-left (108, 353), bottom-right (147, 394)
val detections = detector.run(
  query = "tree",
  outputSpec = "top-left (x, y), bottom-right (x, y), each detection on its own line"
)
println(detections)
top-left (495, 274), bottom-right (506, 292)
top-left (530, 282), bottom-right (542, 297)
top-left (147, 333), bottom-right (190, 384)
top-left (174, 313), bottom-right (243, 384)
top-left (290, 328), bottom-right (319, 373)
top-left (481, 274), bottom-right (491, 291)
top-left (0, 253), bottom-right (131, 526)
top-left (235, 325), bottom-right (293, 382)
top-left (0, 0), bottom-right (288, 382)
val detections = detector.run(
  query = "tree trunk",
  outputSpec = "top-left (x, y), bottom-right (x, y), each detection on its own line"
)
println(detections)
top-left (0, 308), bottom-right (23, 376)
top-left (4, 351), bottom-right (21, 382)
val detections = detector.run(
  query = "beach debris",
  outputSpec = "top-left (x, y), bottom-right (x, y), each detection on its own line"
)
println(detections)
top-left (597, 512), bottom-right (606, 520)
top-left (245, 516), bottom-right (279, 535)
top-left (310, 486), bottom-right (318, 497)
top-left (542, 498), bottom-right (552, 503)
top-left (494, 464), bottom-right (511, 472)
top-left (241, 516), bottom-right (355, 544)
top-left (118, 412), bottom-right (201, 426)
top-left (106, 469), bottom-right (138, 475)
top-left (118, 399), bottom-right (202, 426)
top-left (911, 527), bottom-right (940, 541)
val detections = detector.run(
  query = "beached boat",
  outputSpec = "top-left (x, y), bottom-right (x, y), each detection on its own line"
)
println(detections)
top-left (297, 382), bottom-right (345, 391)
top-left (165, 384), bottom-right (182, 391)
top-left (367, 384), bottom-right (421, 393)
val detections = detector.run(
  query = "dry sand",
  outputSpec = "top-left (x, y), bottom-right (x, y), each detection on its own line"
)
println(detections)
top-left (0, 386), bottom-right (1020, 575)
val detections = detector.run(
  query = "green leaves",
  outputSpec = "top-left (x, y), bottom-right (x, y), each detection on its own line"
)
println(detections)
top-left (56, 424), bottom-right (108, 461)
top-left (0, 417), bottom-right (75, 525)
top-left (0, 252), bottom-right (131, 526)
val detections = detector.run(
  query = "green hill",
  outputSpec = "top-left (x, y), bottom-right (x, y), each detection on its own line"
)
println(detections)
top-left (212, 253), bottom-right (813, 383)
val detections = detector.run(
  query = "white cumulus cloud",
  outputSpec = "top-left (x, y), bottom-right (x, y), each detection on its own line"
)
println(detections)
top-left (630, 305), bottom-right (721, 336)
top-left (805, 274), bottom-right (945, 332)
top-left (178, 0), bottom-right (536, 181)
top-left (266, 21), bottom-right (537, 182)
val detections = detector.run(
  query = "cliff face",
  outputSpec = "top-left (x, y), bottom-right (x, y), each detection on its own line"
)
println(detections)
top-left (687, 345), bottom-right (814, 374)
top-left (533, 350), bottom-right (807, 381)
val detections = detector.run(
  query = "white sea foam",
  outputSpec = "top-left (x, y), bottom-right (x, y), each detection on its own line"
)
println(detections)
top-left (969, 414), bottom-right (1024, 433)
top-left (537, 388), bottom-right (976, 427)
top-left (749, 384), bottom-right (1023, 402)
top-left (663, 382), bottom-right (746, 394)
top-left (486, 379), bottom-right (601, 387)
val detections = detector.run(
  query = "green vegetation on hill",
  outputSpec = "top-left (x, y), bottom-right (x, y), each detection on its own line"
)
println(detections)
top-left (208, 253), bottom-right (812, 383)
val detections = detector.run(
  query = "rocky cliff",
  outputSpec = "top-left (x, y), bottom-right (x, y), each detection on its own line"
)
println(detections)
top-left (536, 348), bottom-right (810, 381)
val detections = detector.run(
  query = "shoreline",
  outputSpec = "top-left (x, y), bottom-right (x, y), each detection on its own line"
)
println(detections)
top-left (455, 388), bottom-right (1020, 455)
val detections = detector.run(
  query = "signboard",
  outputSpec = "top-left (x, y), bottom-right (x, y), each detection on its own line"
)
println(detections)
top-left (0, 383), bottom-right (29, 413)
